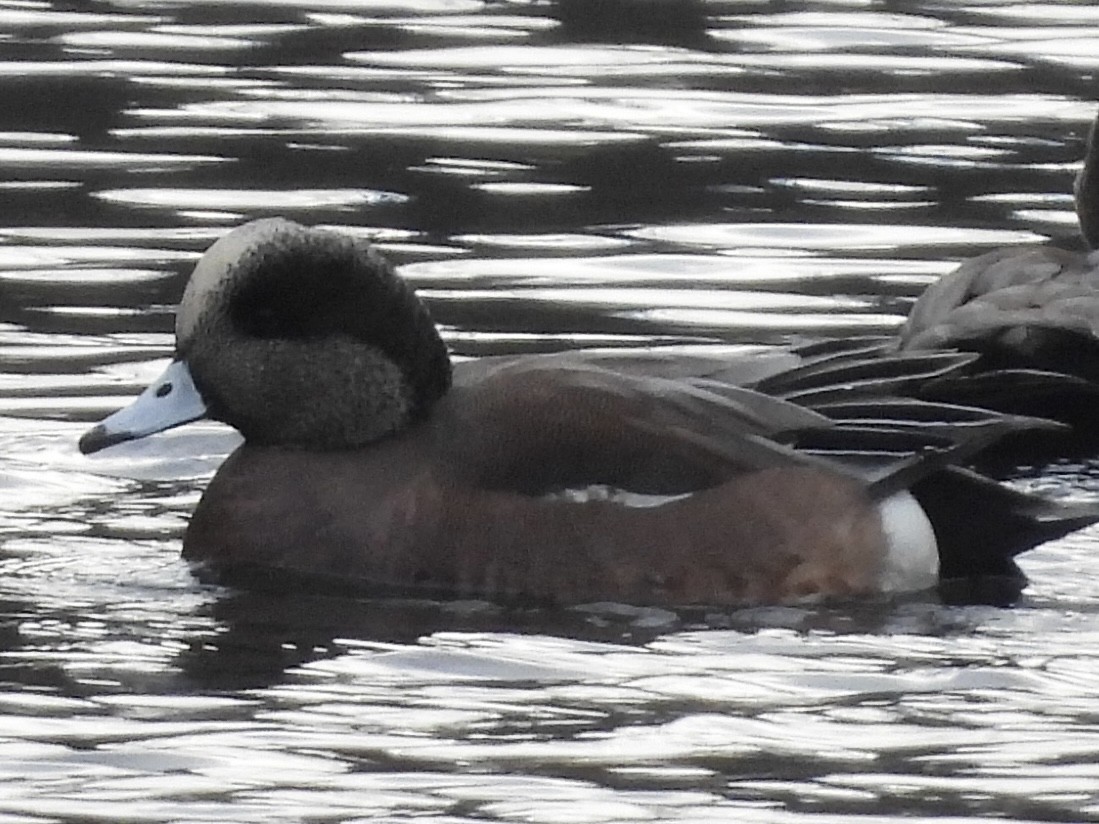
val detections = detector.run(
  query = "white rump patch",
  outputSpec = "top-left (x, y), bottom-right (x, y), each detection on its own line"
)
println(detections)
top-left (875, 491), bottom-right (939, 592)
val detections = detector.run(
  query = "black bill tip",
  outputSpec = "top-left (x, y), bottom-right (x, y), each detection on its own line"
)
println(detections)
top-left (79, 424), bottom-right (131, 455)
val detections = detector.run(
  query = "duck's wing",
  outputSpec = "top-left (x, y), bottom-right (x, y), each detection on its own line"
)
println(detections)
top-left (442, 348), bottom-right (1043, 498)
top-left (456, 345), bottom-right (806, 387)
top-left (460, 335), bottom-right (950, 397)
top-left (752, 342), bottom-right (979, 404)
top-left (443, 356), bottom-right (837, 496)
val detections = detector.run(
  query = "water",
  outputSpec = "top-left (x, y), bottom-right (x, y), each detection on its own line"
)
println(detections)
top-left (2, 1), bottom-right (1099, 821)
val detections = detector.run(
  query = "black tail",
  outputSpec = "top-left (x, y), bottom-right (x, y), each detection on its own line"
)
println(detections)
top-left (911, 466), bottom-right (1099, 605)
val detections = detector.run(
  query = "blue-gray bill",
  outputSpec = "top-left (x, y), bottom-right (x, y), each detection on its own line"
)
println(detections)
top-left (79, 359), bottom-right (208, 454)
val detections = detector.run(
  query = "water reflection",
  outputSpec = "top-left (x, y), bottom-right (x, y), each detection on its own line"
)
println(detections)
top-left (2, 0), bottom-right (1099, 821)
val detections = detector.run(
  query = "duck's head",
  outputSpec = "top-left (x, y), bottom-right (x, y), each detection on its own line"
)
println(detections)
top-left (79, 218), bottom-right (452, 454)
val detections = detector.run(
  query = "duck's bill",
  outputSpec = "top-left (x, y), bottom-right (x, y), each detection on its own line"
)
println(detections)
top-left (79, 359), bottom-right (208, 455)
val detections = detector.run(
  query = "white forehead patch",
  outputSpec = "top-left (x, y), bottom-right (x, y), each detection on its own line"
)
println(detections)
top-left (176, 218), bottom-right (304, 345)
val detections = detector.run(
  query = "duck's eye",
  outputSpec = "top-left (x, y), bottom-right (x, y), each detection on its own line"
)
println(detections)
top-left (156, 383), bottom-right (173, 398)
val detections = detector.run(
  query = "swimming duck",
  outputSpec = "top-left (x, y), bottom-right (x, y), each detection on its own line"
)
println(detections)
top-left (900, 108), bottom-right (1099, 384)
top-left (78, 218), bottom-right (1099, 607)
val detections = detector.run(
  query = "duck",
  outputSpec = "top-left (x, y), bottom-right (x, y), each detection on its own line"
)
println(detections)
top-left (78, 217), bottom-right (1099, 607)
top-left (899, 108), bottom-right (1099, 390)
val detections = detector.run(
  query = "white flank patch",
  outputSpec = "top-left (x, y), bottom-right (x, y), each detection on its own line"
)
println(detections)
top-left (544, 485), bottom-right (691, 508)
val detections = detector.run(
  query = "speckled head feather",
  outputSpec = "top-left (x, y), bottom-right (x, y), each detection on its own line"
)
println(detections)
top-left (177, 218), bottom-right (452, 448)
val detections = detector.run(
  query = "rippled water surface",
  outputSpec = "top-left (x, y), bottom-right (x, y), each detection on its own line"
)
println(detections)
top-left (4, 1), bottom-right (1099, 821)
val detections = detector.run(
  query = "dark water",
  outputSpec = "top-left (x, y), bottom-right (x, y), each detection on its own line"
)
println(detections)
top-left (3, 1), bottom-right (1099, 821)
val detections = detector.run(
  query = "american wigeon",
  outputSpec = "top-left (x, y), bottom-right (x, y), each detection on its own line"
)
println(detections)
top-left (900, 109), bottom-right (1099, 381)
top-left (79, 218), bottom-right (1099, 607)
